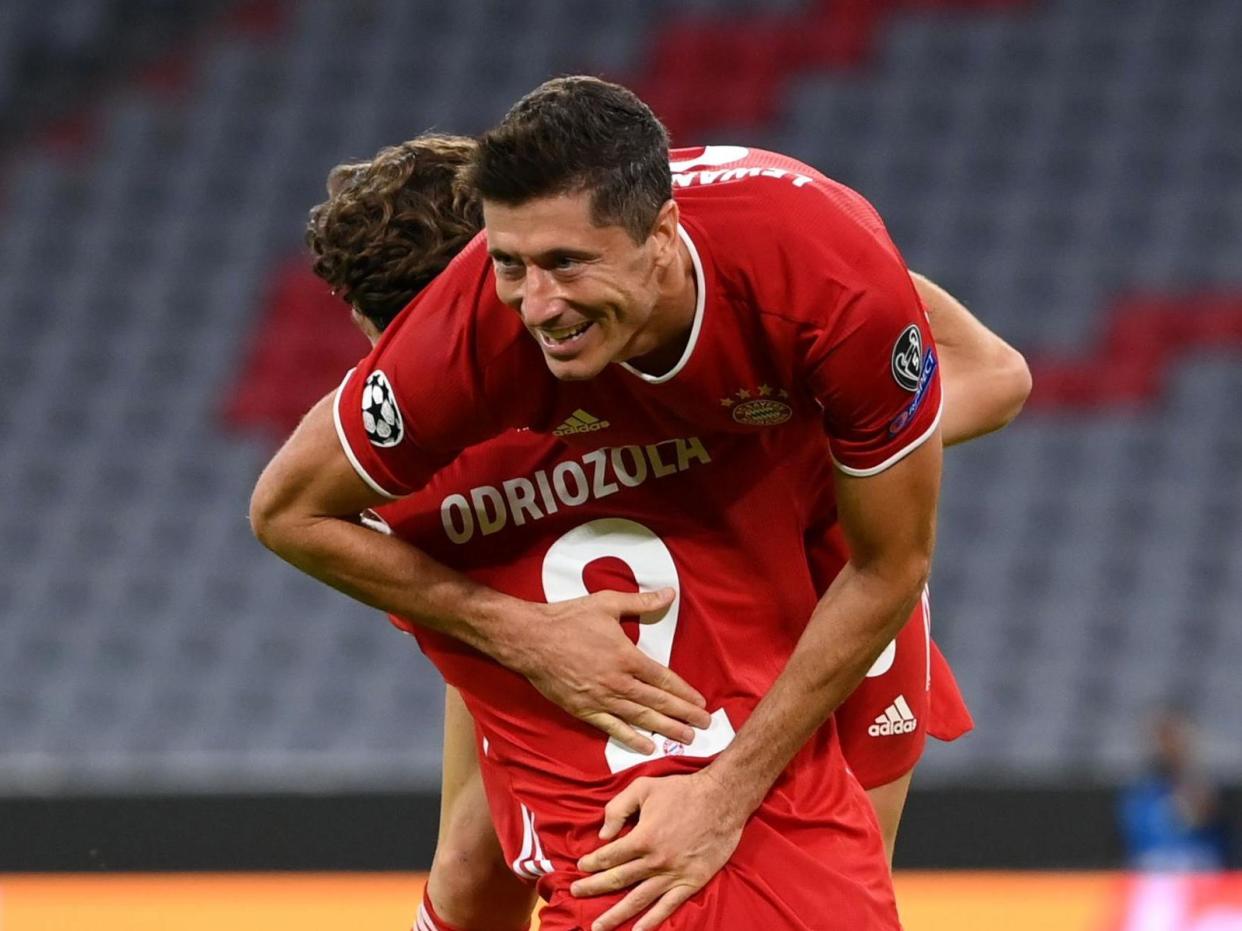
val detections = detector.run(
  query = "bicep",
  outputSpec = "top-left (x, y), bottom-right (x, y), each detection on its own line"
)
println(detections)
top-left (250, 391), bottom-right (392, 538)
top-left (806, 259), bottom-right (942, 476)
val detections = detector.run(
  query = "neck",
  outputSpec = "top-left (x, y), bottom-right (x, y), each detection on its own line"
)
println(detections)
top-left (623, 235), bottom-right (698, 375)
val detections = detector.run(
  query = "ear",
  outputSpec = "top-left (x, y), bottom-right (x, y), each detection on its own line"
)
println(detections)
top-left (649, 199), bottom-right (680, 266)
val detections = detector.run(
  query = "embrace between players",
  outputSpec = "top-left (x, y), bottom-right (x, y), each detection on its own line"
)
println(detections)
top-left (252, 77), bottom-right (1031, 931)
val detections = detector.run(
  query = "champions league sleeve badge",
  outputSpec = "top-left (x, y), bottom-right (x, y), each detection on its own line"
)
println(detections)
top-left (361, 370), bottom-right (404, 447)
top-left (891, 324), bottom-right (924, 392)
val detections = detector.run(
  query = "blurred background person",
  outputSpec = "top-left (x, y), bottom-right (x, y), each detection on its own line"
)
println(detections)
top-left (1119, 710), bottom-right (1231, 873)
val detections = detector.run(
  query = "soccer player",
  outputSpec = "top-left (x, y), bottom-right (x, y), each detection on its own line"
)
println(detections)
top-left (252, 77), bottom-right (1022, 928)
top-left (306, 135), bottom-right (1015, 931)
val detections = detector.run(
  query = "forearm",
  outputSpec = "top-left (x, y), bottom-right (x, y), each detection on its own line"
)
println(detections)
top-left (249, 395), bottom-right (536, 665)
top-left (912, 271), bottom-right (1031, 446)
top-left (257, 509), bottom-right (531, 660)
top-left (939, 358), bottom-right (1029, 447)
top-left (704, 559), bottom-right (925, 814)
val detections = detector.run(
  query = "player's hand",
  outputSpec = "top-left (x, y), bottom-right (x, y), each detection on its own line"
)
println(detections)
top-left (510, 588), bottom-right (711, 755)
top-left (570, 771), bottom-right (745, 931)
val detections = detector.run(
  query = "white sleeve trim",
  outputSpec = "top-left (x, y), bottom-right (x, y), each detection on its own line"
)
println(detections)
top-left (332, 368), bottom-right (401, 500)
top-left (832, 394), bottom-right (943, 478)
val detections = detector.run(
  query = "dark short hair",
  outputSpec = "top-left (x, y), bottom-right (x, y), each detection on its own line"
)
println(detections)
top-left (306, 134), bottom-right (482, 331)
top-left (466, 76), bottom-right (672, 243)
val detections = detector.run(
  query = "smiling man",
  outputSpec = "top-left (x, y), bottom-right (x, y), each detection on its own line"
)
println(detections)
top-left (253, 77), bottom-right (971, 929)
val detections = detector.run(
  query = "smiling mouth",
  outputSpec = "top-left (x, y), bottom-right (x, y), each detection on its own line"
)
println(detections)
top-left (537, 320), bottom-right (595, 351)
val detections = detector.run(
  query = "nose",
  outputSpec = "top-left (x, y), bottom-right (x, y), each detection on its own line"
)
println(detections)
top-left (518, 266), bottom-right (564, 327)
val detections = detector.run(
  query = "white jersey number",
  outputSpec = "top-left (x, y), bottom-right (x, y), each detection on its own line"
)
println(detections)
top-left (542, 518), bottom-right (736, 774)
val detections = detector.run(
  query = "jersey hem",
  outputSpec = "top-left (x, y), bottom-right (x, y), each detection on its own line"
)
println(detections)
top-left (832, 395), bottom-right (944, 478)
top-left (619, 224), bottom-right (706, 385)
top-left (851, 739), bottom-right (926, 791)
top-left (332, 368), bottom-right (402, 500)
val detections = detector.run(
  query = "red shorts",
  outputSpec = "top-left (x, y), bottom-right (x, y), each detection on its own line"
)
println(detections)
top-left (477, 732), bottom-right (899, 931)
top-left (836, 590), bottom-right (974, 789)
top-left (534, 804), bottom-right (899, 931)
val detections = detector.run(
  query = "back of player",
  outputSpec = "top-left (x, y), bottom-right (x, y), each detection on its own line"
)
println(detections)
top-left (377, 425), bottom-right (898, 930)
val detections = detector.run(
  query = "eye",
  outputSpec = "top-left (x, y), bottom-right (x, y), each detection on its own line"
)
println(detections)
top-left (492, 255), bottom-right (524, 277)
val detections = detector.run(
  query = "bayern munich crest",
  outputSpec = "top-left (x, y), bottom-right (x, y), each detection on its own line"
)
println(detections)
top-left (720, 384), bottom-right (793, 426)
top-left (733, 398), bottom-right (792, 426)
top-left (361, 370), bottom-right (403, 447)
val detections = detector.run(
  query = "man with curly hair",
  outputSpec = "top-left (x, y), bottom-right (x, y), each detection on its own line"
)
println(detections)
top-left (308, 135), bottom-right (483, 332)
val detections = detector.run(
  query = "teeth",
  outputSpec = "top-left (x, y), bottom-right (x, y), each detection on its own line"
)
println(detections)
top-left (542, 322), bottom-right (591, 344)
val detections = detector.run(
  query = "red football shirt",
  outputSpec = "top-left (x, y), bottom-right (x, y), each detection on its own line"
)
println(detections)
top-left (377, 426), bottom-right (898, 928)
top-left (333, 145), bottom-right (941, 498)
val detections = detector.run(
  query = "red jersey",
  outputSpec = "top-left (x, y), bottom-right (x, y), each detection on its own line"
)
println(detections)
top-left (377, 427), bottom-right (898, 929)
top-left (335, 147), bottom-right (943, 927)
top-left (334, 146), bottom-right (942, 497)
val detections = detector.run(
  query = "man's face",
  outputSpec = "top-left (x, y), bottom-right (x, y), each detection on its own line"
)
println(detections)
top-left (484, 191), bottom-right (665, 381)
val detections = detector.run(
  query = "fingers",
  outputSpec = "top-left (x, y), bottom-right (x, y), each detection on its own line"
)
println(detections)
top-left (578, 830), bottom-right (642, 874)
top-left (581, 692), bottom-right (705, 753)
top-left (587, 588), bottom-right (707, 713)
top-left (578, 786), bottom-right (646, 871)
top-left (570, 855), bottom-right (653, 898)
top-left (631, 656), bottom-right (710, 717)
top-left (583, 711), bottom-right (655, 756)
top-left (632, 884), bottom-right (698, 931)
top-left (636, 587), bottom-right (676, 616)
top-left (623, 677), bottom-right (712, 733)
top-left (589, 877), bottom-right (670, 931)
top-left (599, 778), bottom-right (647, 841)
top-left (601, 587), bottom-right (675, 622)
top-left (614, 700), bottom-right (696, 746)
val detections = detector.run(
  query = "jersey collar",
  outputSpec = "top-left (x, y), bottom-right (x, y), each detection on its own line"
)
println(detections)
top-left (620, 224), bottom-right (706, 385)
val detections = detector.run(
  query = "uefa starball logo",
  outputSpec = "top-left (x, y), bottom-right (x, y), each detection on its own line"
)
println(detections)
top-left (891, 325), bottom-right (924, 392)
top-left (361, 370), bottom-right (403, 447)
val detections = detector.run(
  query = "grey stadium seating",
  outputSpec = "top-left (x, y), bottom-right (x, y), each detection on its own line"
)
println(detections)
top-left (0, 0), bottom-right (1238, 793)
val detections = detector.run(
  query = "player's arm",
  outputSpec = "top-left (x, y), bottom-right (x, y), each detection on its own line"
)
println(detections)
top-left (424, 686), bottom-right (537, 931)
top-left (573, 440), bottom-right (940, 931)
top-left (706, 438), bottom-right (938, 799)
top-left (250, 394), bottom-right (532, 654)
top-left (249, 393), bottom-right (710, 752)
top-left (913, 271), bottom-right (1031, 447)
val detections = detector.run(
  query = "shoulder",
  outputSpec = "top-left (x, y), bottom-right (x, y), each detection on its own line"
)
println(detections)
top-left (357, 233), bottom-right (548, 451)
top-left (673, 146), bottom-right (904, 324)
top-left (671, 145), bottom-right (884, 240)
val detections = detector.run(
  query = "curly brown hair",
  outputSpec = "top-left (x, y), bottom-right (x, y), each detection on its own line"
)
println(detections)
top-left (306, 134), bottom-right (482, 331)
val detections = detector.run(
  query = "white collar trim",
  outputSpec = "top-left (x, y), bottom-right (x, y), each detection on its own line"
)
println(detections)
top-left (620, 224), bottom-right (706, 385)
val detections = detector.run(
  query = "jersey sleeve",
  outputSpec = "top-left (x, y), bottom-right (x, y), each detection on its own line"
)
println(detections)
top-left (780, 182), bottom-right (942, 476)
top-left (332, 240), bottom-right (531, 498)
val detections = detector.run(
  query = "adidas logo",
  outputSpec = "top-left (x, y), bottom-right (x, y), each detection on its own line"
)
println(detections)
top-left (868, 695), bottom-right (918, 737)
top-left (553, 408), bottom-right (611, 437)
